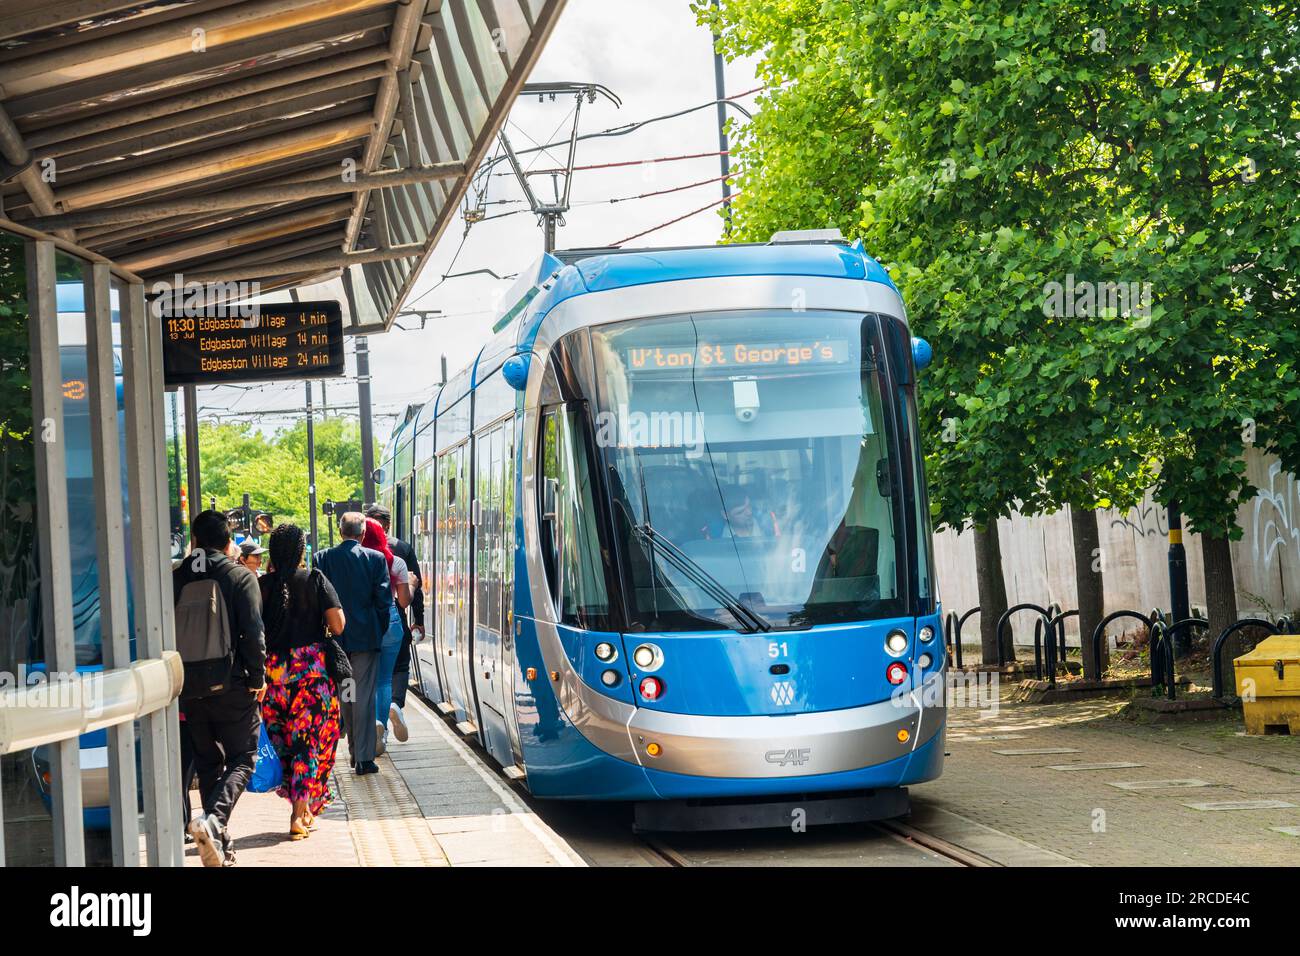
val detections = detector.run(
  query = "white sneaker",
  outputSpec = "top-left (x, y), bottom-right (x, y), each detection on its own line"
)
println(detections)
top-left (389, 703), bottom-right (409, 743)
top-left (375, 721), bottom-right (387, 756)
top-left (188, 814), bottom-right (226, 868)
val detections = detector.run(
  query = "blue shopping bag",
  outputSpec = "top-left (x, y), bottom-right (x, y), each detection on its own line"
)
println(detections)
top-left (248, 722), bottom-right (282, 794)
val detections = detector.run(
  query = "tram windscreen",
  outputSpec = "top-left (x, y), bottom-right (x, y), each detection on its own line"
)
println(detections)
top-left (588, 312), bottom-right (910, 631)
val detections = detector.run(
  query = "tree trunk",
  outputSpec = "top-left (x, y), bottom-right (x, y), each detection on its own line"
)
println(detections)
top-left (1201, 530), bottom-right (1238, 691)
top-left (1071, 506), bottom-right (1107, 679)
top-left (974, 520), bottom-right (1011, 666)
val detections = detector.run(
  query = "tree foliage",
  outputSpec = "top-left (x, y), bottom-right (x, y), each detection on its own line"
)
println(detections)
top-left (193, 417), bottom-right (376, 532)
top-left (703, 0), bottom-right (1300, 541)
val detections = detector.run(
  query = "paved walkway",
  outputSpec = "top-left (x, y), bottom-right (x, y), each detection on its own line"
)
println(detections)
top-left (187, 696), bottom-right (582, 868)
top-left (188, 680), bottom-right (1298, 868)
top-left (918, 681), bottom-right (1300, 866)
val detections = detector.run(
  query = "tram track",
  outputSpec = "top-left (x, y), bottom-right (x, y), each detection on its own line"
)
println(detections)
top-left (869, 818), bottom-right (994, 867)
top-left (633, 819), bottom-right (988, 868)
top-left (412, 688), bottom-right (987, 867)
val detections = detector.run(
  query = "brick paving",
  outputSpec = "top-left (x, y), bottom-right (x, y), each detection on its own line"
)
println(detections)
top-left (188, 678), bottom-right (1299, 868)
top-left (189, 696), bottom-right (582, 868)
top-left (918, 681), bottom-right (1300, 866)
top-left (183, 786), bottom-right (358, 867)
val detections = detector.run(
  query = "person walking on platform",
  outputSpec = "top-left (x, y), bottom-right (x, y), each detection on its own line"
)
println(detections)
top-left (173, 510), bottom-right (266, 867)
top-left (362, 517), bottom-right (410, 756)
top-left (259, 523), bottom-right (345, 838)
top-left (314, 512), bottom-right (391, 775)
top-left (238, 539), bottom-right (267, 576)
top-left (364, 503), bottom-right (421, 742)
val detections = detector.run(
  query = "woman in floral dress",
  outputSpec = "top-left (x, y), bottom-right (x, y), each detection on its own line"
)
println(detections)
top-left (259, 524), bottom-right (345, 839)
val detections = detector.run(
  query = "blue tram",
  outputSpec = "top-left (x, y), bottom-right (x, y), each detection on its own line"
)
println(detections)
top-left (376, 230), bottom-right (945, 826)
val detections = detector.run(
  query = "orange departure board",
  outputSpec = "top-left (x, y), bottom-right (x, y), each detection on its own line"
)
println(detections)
top-left (162, 301), bottom-right (345, 386)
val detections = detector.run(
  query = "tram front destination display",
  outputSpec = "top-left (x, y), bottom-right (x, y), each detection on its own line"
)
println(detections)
top-left (160, 300), bottom-right (345, 386)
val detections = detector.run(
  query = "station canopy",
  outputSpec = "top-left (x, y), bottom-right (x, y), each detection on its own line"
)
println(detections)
top-left (0, 0), bottom-right (566, 331)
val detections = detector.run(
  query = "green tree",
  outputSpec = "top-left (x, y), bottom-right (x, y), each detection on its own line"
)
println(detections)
top-left (705, 0), bottom-right (1300, 660)
top-left (0, 233), bottom-right (35, 607)
top-left (218, 444), bottom-right (355, 532)
top-left (275, 417), bottom-right (372, 496)
top-left (193, 415), bottom-right (378, 539)
top-left (196, 422), bottom-right (270, 503)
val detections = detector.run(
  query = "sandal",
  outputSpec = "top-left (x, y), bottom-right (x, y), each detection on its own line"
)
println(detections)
top-left (290, 802), bottom-right (311, 840)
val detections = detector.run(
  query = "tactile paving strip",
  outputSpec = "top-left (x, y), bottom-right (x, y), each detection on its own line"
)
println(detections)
top-left (332, 757), bottom-right (449, 867)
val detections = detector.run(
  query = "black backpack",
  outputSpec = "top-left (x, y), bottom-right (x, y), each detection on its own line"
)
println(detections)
top-left (175, 566), bottom-right (236, 699)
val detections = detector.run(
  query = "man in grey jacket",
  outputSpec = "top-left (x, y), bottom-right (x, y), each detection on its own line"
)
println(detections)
top-left (314, 511), bottom-right (392, 774)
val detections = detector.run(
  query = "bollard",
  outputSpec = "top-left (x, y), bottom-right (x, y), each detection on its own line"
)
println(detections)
top-left (1211, 618), bottom-right (1279, 700)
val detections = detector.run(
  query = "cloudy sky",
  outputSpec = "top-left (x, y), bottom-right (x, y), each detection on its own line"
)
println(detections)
top-left (199, 0), bottom-right (761, 437)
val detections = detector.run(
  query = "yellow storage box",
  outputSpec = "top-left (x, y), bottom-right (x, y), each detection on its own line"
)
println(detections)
top-left (1233, 634), bottom-right (1300, 735)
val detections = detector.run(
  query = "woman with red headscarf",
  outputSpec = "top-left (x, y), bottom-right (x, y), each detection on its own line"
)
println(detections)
top-left (362, 517), bottom-right (410, 754)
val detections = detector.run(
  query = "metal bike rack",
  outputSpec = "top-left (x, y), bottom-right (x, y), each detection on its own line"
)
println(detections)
top-left (944, 606), bottom-right (980, 669)
top-left (1089, 609), bottom-right (1154, 681)
top-left (995, 602), bottom-right (1053, 669)
top-left (1210, 618), bottom-right (1281, 700)
top-left (1046, 607), bottom-right (1076, 686)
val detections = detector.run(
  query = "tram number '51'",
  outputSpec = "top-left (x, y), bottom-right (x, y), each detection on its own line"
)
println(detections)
top-left (768, 642), bottom-right (789, 658)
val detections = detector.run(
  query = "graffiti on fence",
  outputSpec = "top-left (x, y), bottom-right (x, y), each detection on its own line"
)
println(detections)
top-left (1252, 460), bottom-right (1300, 574)
top-left (1111, 496), bottom-right (1168, 539)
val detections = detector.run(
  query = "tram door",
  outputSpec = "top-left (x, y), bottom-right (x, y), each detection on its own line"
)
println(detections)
top-left (412, 459), bottom-right (443, 702)
top-left (471, 419), bottom-right (519, 766)
top-left (436, 441), bottom-right (473, 725)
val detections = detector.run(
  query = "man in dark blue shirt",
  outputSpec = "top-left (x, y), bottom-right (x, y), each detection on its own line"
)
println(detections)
top-left (314, 511), bottom-right (392, 774)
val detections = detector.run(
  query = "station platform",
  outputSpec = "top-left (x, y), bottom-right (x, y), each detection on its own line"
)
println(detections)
top-left (185, 682), bottom-right (1299, 868)
top-left (184, 696), bottom-right (584, 868)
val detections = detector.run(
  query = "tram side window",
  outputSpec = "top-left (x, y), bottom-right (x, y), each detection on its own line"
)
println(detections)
top-left (540, 407), bottom-right (608, 627)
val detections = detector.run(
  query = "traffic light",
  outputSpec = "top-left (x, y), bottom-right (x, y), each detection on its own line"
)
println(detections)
top-left (225, 506), bottom-right (273, 535)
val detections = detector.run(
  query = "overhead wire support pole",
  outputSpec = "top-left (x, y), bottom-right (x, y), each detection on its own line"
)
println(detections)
top-left (357, 335), bottom-right (376, 505)
top-left (558, 89), bottom-right (585, 211)
top-left (183, 386), bottom-right (201, 521)
top-left (710, 0), bottom-right (733, 234)
top-left (497, 82), bottom-right (620, 253)
top-left (497, 129), bottom-right (543, 213)
top-left (306, 381), bottom-right (318, 552)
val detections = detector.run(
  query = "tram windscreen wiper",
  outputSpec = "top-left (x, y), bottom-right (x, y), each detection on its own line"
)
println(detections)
top-left (633, 523), bottom-right (772, 633)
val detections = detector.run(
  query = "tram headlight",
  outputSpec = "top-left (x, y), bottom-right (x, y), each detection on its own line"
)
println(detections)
top-left (600, 669), bottom-right (620, 687)
top-left (918, 625), bottom-right (935, 644)
top-left (885, 630), bottom-right (908, 656)
top-left (594, 641), bottom-right (617, 662)
top-left (918, 653), bottom-right (933, 670)
top-left (633, 643), bottom-right (663, 671)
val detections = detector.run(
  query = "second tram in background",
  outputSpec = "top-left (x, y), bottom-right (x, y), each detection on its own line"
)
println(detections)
top-left (376, 229), bottom-right (944, 830)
